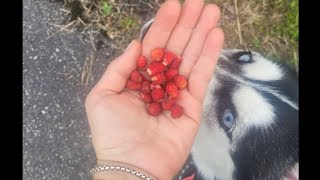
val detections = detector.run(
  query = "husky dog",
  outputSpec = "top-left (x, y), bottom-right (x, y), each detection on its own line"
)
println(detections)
top-left (140, 19), bottom-right (299, 180)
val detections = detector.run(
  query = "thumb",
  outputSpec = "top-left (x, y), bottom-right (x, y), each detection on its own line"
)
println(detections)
top-left (93, 40), bottom-right (142, 94)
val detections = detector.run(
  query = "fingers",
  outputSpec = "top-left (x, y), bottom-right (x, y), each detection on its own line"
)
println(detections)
top-left (180, 4), bottom-right (221, 77)
top-left (142, 0), bottom-right (181, 60)
top-left (188, 28), bottom-right (224, 102)
top-left (92, 40), bottom-right (142, 94)
top-left (165, 0), bottom-right (204, 55)
top-left (90, 2), bottom-right (223, 105)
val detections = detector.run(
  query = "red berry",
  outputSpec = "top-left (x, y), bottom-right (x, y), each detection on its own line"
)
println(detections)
top-left (170, 104), bottom-right (184, 119)
top-left (147, 62), bottom-right (166, 76)
top-left (170, 56), bottom-right (182, 69)
top-left (165, 68), bottom-right (178, 81)
top-left (149, 81), bottom-right (158, 90)
top-left (174, 75), bottom-right (188, 89)
top-left (136, 56), bottom-right (147, 69)
top-left (125, 48), bottom-right (188, 117)
top-left (125, 80), bottom-right (141, 91)
top-left (147, 102), bottom-right (162, 116)
top-left (161, 99), bottom-right (176, 110)
top-left (151, 48), bottom-right (165, 62)
top-left (141, 81), bottom-right (151, 93)
top-left (163, 51), bottom-right (176, 66)
top-left (130, 70), bottom-right (145, 82)
top-left (165, 82), bottom-right (179, 99)
top-left (151, 73), bottom-right (166, 85)
top-left (151, 85), bottom-right (165, 101)
top-left (140, 92), bottom-right (152, 103)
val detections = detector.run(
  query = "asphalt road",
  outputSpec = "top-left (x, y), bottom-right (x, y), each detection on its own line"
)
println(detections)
top-left (23, 0), bottom-right (117, 179)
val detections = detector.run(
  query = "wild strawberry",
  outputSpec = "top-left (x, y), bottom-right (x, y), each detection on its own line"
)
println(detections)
top-left (149, 81), bottom-right (158, 90)
top-left (170, 56), bottom-right (182, 69)
top-left (161, 99), bottom-right (176, 110)
top-left (140, 92), bottom-right (152, 103)
top-left (165, 68), bottom-right (178, 81)
top-left (151, 73), bottom-right (166, 85)
top-left (147, 102), bottom-right (162, 116)
top-left (165, 82), bottom-right (179, 99)
top-left (136, 55), bottom-right (147, 69)
top-left (151, 85), bottom-right (165, 101)
top-left (130, 70), bottom-right (145, 82)
top-left (163, 51), bottom-right (176, 66)
top-left (147, 62), bottom-right (166, 76)
top-left (125, 80), bottom-right (141, 91)
top-left (174, 75), bottom-right (188, 89)
top-left (125, 48), bottom-right (188, 117)
top-left (151, 48), bottom-right (165, 62)
top-left (170, 104), bottom-right (184, 119)
top-left (141, 81), bottom-right (151, 93)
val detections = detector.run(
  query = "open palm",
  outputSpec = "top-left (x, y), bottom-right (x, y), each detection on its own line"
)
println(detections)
top-left (85, 0), bottom-right (224, 179)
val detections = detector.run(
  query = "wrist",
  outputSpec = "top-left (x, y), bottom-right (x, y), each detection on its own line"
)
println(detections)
top-left (92, 160), bottom-right (158, 180)
top-left (93, 171), bottom-right (141, 180)
top-left (95, 150), bottom-right (178, 180)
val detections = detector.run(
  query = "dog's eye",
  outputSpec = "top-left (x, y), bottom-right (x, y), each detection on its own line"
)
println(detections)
top-left (239, 54), bottom-right (251, 62)
top-left (235, 51), bottom-right (253, 63)
top-left (223, 109), bottom-right (234, 130)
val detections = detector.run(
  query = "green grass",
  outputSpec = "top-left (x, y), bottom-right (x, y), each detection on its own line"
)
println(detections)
top-left (251, 37), bottom-right (261, 48)
top-left (101, 1), bottom-right (113, 16)
top-left (119, 17), bottom-right (137, 30)
top-left (273, 0), bottom-right (298, 66)
top-left (261, 0), bottom-right (298, 66)
top-left (205, 0), bottom-right (298, 69)
top-left (60, 0), bottom-right (298, 70)
top-left (273, 0), bottom-right (298, 47)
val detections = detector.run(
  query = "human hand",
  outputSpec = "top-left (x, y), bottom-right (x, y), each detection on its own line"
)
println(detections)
top-left (85, 0), bottom-right (224, 179)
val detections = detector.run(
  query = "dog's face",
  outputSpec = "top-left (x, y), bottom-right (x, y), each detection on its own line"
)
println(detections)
top-left (139, 19), bottom-right (299, 180)
top-left (191, 50), bottom-right (299, 180)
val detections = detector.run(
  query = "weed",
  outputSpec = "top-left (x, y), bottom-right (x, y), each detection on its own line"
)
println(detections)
top-left (120, 17), bottom-right (137, 30)
top-left (101, 1), bottom-right (113, 16)
top-left (57, 0), bottom-right (298, 70)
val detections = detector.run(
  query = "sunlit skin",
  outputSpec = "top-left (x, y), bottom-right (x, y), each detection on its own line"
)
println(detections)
top-left (85, 0), bottom-right (224, 179)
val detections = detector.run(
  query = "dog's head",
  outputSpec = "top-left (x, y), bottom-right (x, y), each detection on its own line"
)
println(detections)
top-left (191, 50), bottom-right (299, 180)
top-left (139, 19), bottom-right (299, 180)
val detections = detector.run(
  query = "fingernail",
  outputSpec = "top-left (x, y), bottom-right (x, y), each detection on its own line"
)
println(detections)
top-left (125, 40), bottom-right (135, 51)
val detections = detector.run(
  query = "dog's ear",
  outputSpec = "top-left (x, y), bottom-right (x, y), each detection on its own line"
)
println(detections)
top-left (139, 18), bottom-right (154, 41)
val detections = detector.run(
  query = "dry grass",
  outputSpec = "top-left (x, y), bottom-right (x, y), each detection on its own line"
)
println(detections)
top-left (56, 0), bottom-right (163, 50)
top-left (206, 0), bottom-right (298, 70)
top-left (81, 52), bottom-right (95, 86)
top-left (56, 0), bottom-right (298, 70)
top-left (52, 0), bottom-right (163, 86)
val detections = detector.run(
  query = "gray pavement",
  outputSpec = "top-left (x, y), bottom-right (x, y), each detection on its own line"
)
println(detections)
top-left (23, 0), bottom-right (118, 179)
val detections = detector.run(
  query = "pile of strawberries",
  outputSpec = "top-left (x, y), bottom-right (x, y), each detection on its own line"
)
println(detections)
top-left (125, 48), bottom-right (187, 119)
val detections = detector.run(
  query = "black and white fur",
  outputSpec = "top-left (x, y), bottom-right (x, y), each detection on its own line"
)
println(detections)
top-left (140, 19), bottom-right (299, 180)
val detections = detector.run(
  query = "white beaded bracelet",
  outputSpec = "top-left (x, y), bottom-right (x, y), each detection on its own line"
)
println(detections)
top-left (90, 165), bottom-right (153, 180)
